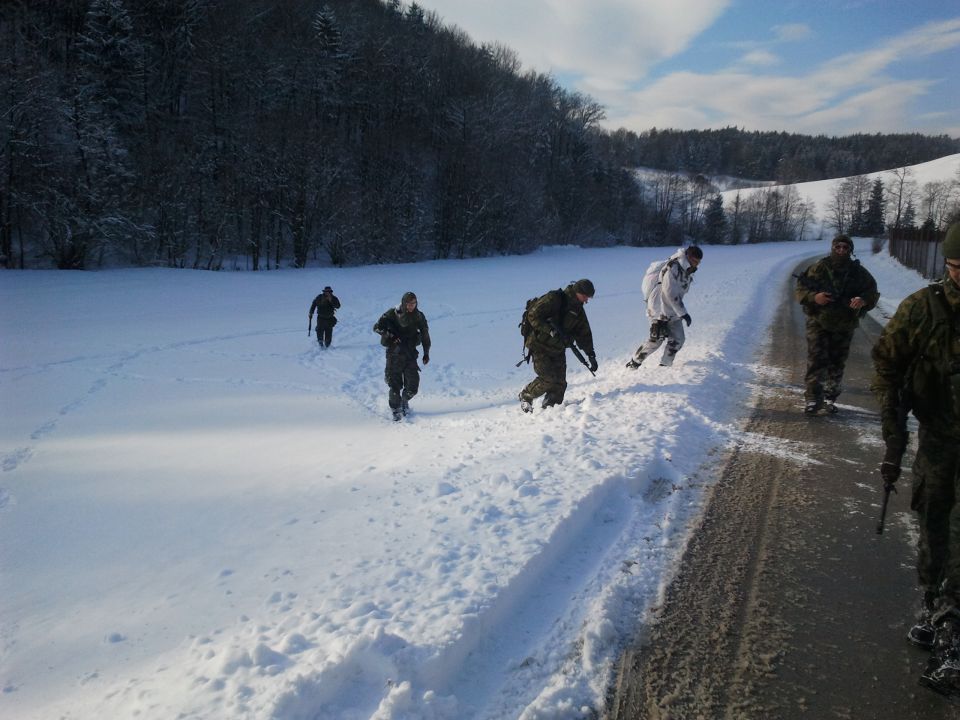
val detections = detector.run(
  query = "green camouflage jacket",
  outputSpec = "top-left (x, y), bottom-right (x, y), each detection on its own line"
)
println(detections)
top-left (309, 293), bottom-right (341, 320)
top-left (525, 285), bottom-right (595, 357)
top-left (373, 306), bottom-right (431, 355)
top-left (871, 277), bottom-right (960, 446)
top-left (795, 257), bottom-right (879, 332)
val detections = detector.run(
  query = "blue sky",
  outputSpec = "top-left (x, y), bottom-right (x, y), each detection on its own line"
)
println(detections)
top-left (419, 0), bottom-right (960, 137)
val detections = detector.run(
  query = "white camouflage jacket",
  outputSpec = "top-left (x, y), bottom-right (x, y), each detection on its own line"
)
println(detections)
top-left (646, 248), bottom-right (695, 321)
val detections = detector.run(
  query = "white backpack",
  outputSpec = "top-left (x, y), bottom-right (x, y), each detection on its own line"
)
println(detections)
top-left (641, 258), bottom-right (673, 302)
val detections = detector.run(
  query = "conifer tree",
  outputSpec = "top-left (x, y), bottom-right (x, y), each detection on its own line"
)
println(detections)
top-left (701, 194), bottom-right (727, 244)
top-left (902, 199), bottom-right (917, 229)
top-left (863, 178), bottom-right (886, 235)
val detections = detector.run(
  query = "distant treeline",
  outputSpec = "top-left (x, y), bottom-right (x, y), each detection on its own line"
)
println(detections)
top-left (599, 127), bottom-right (960, 184)
top-left (2, 0), bottom-right (957, 270)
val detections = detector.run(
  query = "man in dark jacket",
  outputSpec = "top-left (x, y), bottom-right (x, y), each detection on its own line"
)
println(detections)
top-left (519, 279), bottom-right (598, 413)
top-left (872, 223), bottom-right (960, 700)
top-left (309, 286), bottom-right (341, 348)
top-left (373, 291), bottom-right (431, 421)
top-left (795, 234), bottom-right (879, 414)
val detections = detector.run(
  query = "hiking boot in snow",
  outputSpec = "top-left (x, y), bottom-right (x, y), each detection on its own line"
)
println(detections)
top-left (921, 617), bottom-right (960, 703)
top-left (909, 591), bottom-right (938, 650)
top-left (625, 358), bottom-right (641, 369)
top-left (804, 399), bottom-right (823, 415)
top-left (823, 400), bottom-right (838, 414)
top-left (401, 399), bottom-right (410, 416)
top-left (519, 393), bottom-right (533, 414)
top-left (392, 408), bottom-right (403, 422)
top-left (912, 621), bottom-right (937, 651)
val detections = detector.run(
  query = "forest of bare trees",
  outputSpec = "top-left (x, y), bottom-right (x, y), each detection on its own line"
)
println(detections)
top-left (2, 0), bottom-right (958, 270)
top-left (825, 165), bottom-right (960, 239)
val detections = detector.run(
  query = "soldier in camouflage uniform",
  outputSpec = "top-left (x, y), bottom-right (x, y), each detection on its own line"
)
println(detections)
top-left (796, 234), bottom-right (879, 414)
top-left (627, 245), bottom-right (703, 369)
top-left (519, 279), bottom-right (598, 413)
top-left (872, 223), bottom-right (960, 700)
top-left (308, 285), bottom-right (341, 348)
top-left (373, 291), bottom-right (431, 421)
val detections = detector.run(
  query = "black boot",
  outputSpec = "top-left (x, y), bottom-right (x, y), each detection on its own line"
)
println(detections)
top-left (920, 616), bottom-right (960, 703)
top-left (518, 392), bottom-right (533, 413)
top-left (909, 591), bottom-right (937, 650)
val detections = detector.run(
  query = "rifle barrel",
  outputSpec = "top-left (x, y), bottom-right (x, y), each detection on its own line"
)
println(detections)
top-left (876, 483), bottom-right (896, 534)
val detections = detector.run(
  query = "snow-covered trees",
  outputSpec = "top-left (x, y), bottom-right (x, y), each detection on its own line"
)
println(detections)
top-left (2, 0), bottom-right (955, 269)
top-left (3, 0), bottom-right (641, 268)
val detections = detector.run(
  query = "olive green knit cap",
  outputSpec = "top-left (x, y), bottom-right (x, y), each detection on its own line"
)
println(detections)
top-left (943, 223), bottom-right (960, 260)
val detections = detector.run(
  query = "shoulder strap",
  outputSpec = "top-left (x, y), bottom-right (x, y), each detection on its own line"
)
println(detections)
top-left (926, 283), bottom-right (949, 324)
top-left (550, 288), bottom-right (568, 326)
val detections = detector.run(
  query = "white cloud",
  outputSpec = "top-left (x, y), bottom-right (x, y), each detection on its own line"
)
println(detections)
top-left (421, 0), bottom-right (732, 88)
top-left (420, 3), bottom-right (960, 136)
top-left (772, 23), bottom-right (812, 42)
top-left (737, 49), bottom-right (781, 67)
top-left (605, 17), bottom-right (960, 134)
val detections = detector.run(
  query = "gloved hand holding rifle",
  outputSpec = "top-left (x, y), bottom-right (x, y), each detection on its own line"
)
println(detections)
top-left (549, 320), bottom-right (596, 377)
top-left (876, 446), bottom-right (901, 535)
top-left (876, 394), bottom-right (909, 535)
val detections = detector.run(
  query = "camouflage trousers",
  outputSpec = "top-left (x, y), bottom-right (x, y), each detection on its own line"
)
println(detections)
top-left (315, 319), bottom-right (335, 347)
top-left (520, 350), bottom-right (567, 407)
top-left (911, 428), bottom-right (960, 618)
top-left (384, 347), bottom-right (420, 410)
top-left (803, 319), bottom-right (854, 402)
top-left (632, 319), bottom-right (685, 367)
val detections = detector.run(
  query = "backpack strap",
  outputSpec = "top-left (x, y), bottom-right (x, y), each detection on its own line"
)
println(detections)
top-left (554, 288), bottom-right (570, 328)
top-left (926, 282), bottom-right (949, 325)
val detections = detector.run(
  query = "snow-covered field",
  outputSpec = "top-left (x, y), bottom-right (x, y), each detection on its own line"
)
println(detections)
top-left (0, 234), bottom-right (936, 719)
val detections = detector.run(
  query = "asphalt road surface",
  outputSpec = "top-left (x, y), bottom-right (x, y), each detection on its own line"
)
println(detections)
top-left (606, 261), bottom-right (959, 719)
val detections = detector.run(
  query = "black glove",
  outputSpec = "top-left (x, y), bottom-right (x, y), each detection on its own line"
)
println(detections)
top-left (422, 351), bottom-right (430, 365)
top-left (588, 353), bottom-right (598, 373)
top-left (880, 445), bottom-right (902, 484)
top-left (682, 313), bottom-right (692, 327)
top-left (880, 462), bottom-right (900, 484)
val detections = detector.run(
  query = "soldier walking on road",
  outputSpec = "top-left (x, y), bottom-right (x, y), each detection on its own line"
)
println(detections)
top-left (309, 286), bottom-right (341, 348)
top-left (872, 223), bottom-right (960, 701)
top-left (796, 234), bottom-right (879, 414)
top-left (626, 246), bottom-right (702, 369)
top-left (373, 291), bottom-right (431, 421)
top-left (518, 279), bottom-right (598, 413)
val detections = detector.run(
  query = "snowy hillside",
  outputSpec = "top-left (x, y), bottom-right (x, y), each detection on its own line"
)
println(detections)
top-left (0, 237), bottom-right (933, 719)
top-left (720, 153), bottom-right (960, 238)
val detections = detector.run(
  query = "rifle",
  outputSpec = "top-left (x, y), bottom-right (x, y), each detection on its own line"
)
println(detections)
top-left (876, 481), bottom-right (897, 535)
top-left (569, 343), bottom-right (596, 376)
top-left (546, 318), bottom-right (595, 377)
top-left (793, 269), bottom-right (863, 313)
top-left (876, 387), bottom-right (909, 535)
top-left (308, 315), bottom-right (312, 337)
